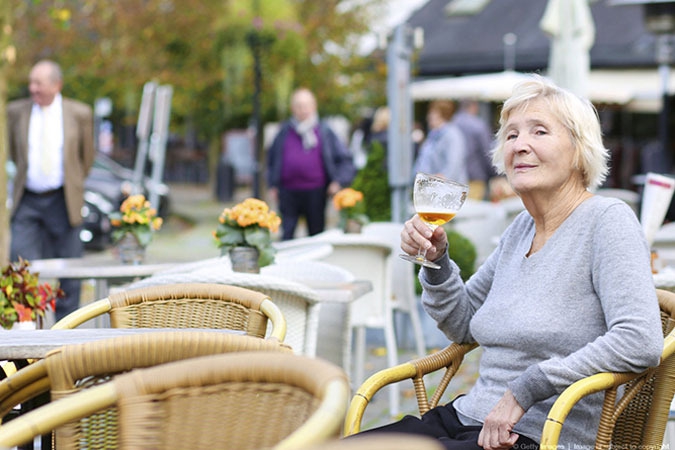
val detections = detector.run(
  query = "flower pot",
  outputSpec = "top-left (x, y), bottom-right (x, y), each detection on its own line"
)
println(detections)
top-left (116, 233), bottom-right (146, 265)
top-left (11, 321), bottom-right (36, 331)
top-left (229, 247), bottom-right (260, 274)
top-left (344, 219), bottom-right (363, 234)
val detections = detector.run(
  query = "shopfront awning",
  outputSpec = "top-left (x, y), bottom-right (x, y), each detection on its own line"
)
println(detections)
top-left (410, 69), bottom-right (675, 112)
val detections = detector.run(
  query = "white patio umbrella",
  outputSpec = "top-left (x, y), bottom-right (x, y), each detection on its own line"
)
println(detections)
top-left (539, 0), bottom-right (596, 97)
top-left (410, 70), bottom-right (533, 102)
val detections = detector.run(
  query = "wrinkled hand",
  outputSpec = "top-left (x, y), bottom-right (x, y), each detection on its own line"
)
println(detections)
top-left (400, 215), bottom-right (448, 263)
top-left (478, 390), bottom-right (525, 450)
top-left (327, 181), bottom-right (341, 197)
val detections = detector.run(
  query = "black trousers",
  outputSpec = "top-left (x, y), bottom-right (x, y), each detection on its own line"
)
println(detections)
top-left (278, 186), bottom-right (327, 240)
top-left (350, 401), bottom-right (539, 450)
top-left (10, 189), bottom-right (83, 320)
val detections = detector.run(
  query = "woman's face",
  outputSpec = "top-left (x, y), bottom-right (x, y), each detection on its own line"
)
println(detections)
top-left (426, 109), bottom-right (444, 130)
top-left (502, 98), bottom-right (582, 197)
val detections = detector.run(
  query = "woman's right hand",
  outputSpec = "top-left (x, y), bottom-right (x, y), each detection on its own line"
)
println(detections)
top-left (401, 215), bottom-right (448, 263)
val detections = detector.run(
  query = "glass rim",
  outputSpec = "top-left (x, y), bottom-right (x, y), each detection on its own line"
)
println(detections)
top-left (415, 172), bottom-right (469, 190)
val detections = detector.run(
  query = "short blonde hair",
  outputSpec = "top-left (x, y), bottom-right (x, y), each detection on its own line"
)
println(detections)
top-left (491, 75), bottom-right (609, 190)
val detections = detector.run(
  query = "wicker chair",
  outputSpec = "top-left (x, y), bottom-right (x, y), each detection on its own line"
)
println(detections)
top-left (308, 434), bottom-right (445, 449)
top-left (51, 282), bottom-right (287, 342)
top-left (0, 331), bottom-right (292, 448)
top-left (128, 271), bottom-right (321, 357)
top-left (0, 351), bottom-right (350, 450)
top-left (344, 289), bottom-right (675, 450)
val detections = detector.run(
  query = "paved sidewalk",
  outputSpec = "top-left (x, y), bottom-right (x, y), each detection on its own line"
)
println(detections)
top-left (86, 182), bottom-right (481, 430)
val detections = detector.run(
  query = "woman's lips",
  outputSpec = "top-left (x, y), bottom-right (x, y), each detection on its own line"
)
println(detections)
top-left (514, 163), bottom-right (535, 170)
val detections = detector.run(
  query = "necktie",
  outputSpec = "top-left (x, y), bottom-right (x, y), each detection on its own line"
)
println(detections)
top-left (40, 106), bottom-right (52, 176)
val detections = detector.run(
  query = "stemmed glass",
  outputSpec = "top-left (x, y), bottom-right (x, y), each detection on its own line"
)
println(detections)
top-left (400, 172), bottom-right (469, 269)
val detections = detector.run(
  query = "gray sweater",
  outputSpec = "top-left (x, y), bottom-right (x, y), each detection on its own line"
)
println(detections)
top-left (421, 195), bottom-right (663, 446)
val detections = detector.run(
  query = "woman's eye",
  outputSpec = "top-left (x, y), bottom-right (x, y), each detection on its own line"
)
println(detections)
top-left (506, 132), bottom-right (517, 140)
top-left (535, 128), bottom-right (547, 135)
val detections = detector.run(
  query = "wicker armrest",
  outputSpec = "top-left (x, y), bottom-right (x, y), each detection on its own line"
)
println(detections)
top-left (540, 330), bottom-right (675, 450)
top-left (344, 341), bottom-right (478, 436)
top-left (0, 361), bottom-right (49, 422)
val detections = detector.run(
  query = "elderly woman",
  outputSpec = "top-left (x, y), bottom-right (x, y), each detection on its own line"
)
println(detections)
top-left (364, 76), bottom-right (664, 450)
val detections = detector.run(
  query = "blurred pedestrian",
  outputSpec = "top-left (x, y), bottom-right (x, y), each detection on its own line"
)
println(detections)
top-left (413, 100), bottom-right (468, 184)
top-left (267, 88), bottom-right (355, 240)
top-left (8, 59), bottom-right (95, 320)
top-left (454, 99), bottom-right (496, 200)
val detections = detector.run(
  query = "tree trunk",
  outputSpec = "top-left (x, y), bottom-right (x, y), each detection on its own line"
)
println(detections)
top-left (0, 0), bottom-right (13, 265)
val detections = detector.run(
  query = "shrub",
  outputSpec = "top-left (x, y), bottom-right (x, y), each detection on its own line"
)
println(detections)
top-left (351, 140), bottom-right (392, 222)
top-left (414, 228), bottom-right (477, 295)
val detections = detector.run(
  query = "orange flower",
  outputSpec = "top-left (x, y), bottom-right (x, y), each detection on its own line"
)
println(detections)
top-left (109, 194), bottom-right (163, 247)
top-left (333, 188), bottom-right (364, 211)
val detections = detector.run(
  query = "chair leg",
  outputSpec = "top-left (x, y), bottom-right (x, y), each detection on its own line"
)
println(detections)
top-left (353, 325), bottom-right (366, 388)
top-left (408, 297), bottom-right (427, 357)
top-left (384, 320), bottom-right (400, 417)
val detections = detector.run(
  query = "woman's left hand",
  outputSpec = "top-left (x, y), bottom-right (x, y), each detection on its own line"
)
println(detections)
top-left (477, 390), bottom-right (525, 450)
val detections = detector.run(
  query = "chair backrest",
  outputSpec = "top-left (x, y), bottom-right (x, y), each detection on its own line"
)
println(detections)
top-left (128, 272), bottom-right (321, 356)
top-left (308, 434), bottom-right (445, 450)
top-left (362, 222), bottom-right (414, 313)
top-left (52, 283), bottom-right (287, 342)
top-left (0, 352), bottom-right (350, 450)
top-left (0, 331), bottom-right (292, 449)
top-left (599, 289), bottom-right (675, 448)
top-left (541, 288), bottom-right (675, 449)
top-left (314, 232), bottom-right (392, 328)
top-left (448, 199), bottom-right (507, 264)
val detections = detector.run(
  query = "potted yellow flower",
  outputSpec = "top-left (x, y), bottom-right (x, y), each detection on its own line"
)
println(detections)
top-left (0, 258), bottom-right (64, 329)
top-left (214, 198), bottom-right (281, 272)
top-left (109, 194), bottom-right (163, 264)
top-left (333, 187), bottom-right (369, 233)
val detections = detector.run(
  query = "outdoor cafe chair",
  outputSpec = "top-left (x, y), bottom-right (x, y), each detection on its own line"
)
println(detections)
top-left (51, 282), bottom-right (287, 342)
top-left (344, 289), bottom-right (675, 450)
top-left (0, 331), bottom-right (292, 448)
top-left (128, 271), bottom-right (322, 357)
top-left (0, 351), bottom-right (350, 450)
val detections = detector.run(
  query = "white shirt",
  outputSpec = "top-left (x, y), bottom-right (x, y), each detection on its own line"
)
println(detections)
top-left (25, 93), bottom-right (64, 192)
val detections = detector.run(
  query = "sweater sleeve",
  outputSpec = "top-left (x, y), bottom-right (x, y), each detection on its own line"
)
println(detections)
top-left (420, 239), bottom-right (499, 344)
top-left (508, 202), bottom-right (663, 410)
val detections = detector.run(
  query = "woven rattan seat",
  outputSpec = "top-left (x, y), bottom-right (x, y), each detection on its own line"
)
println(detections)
top-left (128, 271), bottom-right (321, 356)
top-left (52, 282), bottom-right (287, 342)
top-left (0, 351), bottom-right (349, 450)
top-left (0, 331), bottom-right (291, 448)
top-left (344, 289), bottom-right (675, 450)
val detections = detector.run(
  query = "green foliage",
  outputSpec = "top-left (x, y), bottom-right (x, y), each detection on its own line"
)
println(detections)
top-left (351, 141), bottom-right (391, 222)
top-left (414, 228), bottom-right (477, 295)
top-left (0, 258), bottom-right (63, 328)
top-left (7, 0), bottom-right (388, 146)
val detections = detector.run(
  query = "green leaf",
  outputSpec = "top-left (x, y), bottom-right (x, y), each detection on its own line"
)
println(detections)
top-left (244, 227), bottom-right (271, 249)
top-left (258, 246), bottom-right (276, 268)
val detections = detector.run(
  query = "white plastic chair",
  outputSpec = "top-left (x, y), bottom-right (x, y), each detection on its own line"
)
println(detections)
top-left (264, 261), bottom-right (357, 373)
top-left (312, 230), bottom-right (401, 416)
top-left (449, 199), bottom-right (507, 264)
top-left (362, 222), bottom-right (426, 358)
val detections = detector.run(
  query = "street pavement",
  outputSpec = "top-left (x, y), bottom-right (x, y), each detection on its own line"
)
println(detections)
top-left (83, 182), bottom-right (481, 430)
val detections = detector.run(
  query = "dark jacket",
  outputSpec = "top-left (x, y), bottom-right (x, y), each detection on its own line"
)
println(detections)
top-left (266, 120), bottom-right (355, 190)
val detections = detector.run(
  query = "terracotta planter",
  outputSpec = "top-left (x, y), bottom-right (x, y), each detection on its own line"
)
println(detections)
top-left (228, 247), bottom-right (260, 274)
top-left (116, 233), bottom-right (146, 265)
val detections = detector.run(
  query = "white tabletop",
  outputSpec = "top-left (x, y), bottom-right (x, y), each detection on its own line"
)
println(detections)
top-left (31, 257), bottom-right (177, 280)
top-left (0, 328), bottom-right (244, 360)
